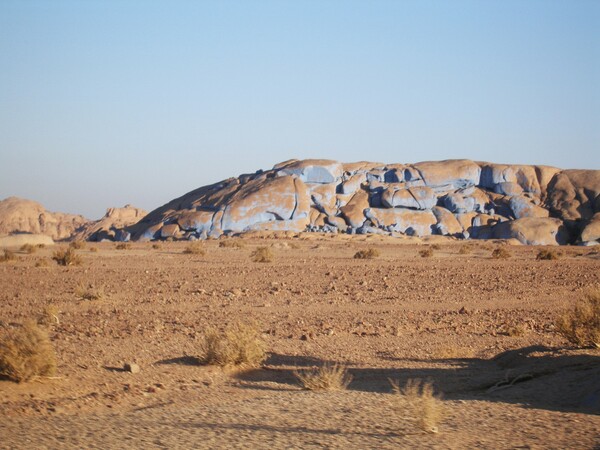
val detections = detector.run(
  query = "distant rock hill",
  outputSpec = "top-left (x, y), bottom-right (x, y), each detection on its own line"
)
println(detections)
top-left (124, 159), bottom-right (600, 246)
top-left (0, 197), bottom-right (146, 242)
top-left (0, 197), bottom-right (88, 241)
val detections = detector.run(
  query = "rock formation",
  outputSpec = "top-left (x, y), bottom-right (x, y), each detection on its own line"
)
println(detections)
top-left (0, 197), bottom-right (88, 241)
top-left (73, 205), bottom-right (148, 242)
top-left (125, 159), bottom-right (600, 246)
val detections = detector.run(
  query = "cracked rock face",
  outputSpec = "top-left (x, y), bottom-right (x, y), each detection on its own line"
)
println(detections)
top-left (124, 159), bottom-right (600, 246)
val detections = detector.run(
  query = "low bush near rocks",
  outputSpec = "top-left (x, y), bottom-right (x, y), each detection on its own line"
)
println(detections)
top-left (458, 244), bottom-right (473, 255)
top-left (251, 246), bottom-right (273, 263)
top-left (0, 249), bottom-right (17, 262)
top-left (183, 242), bottom-right (206, 255)
top-left (20, 243), bottom-right (36, 254)
top-left (69, 241), bottom-right (86, 250)
top-left (295, 364), bottom-right (352, 391)
top-left (38, 305), bottom-right (60, 326)
top-left (536, 249), bottom-right (561, 260)
top-left (555, 289), bottom-right (600, 348)
top-left (219, 240), bottom-right (245, 249)
top-left (52, 248), bottom-right (82, 266)
top-left (35, 259), bottom-right (49, 268)
top-left (115, 242), bottom-right (131, 250)
top-left (75, 283), bottom-right (105, 301)
top-left (419, 248), bottom-right (433, 258)
top-left (89, 247), bottom-right (98, 253)
top-left (152, 243), bottom-right (162, 250)
top-left (353, 248), bottom-right (380, 259)
top-left (199, 322), bottom-right (266, 367)
top-left (390, 379), bottom-right (443, 434)
top-left (491, 247), bottom-right (511, 259)
top-left (0, 320), bottom-right (57, 383)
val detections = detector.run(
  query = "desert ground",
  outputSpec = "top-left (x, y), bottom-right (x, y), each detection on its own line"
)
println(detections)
top-left (1, 234), bottom-right (599, 449)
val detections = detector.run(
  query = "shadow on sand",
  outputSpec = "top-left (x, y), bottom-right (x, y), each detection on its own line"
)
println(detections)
top-left (234, 345), bottom-right (600, 415)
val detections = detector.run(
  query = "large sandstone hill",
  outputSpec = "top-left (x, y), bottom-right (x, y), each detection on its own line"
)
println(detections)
top-left (0, 197), bottom-right (88, 241)
top-left (124, 159), bottom-right (600, 246)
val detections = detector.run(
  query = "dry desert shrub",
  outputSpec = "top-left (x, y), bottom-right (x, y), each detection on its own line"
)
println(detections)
top-left (458, 244), bottom-right (473, 255)
top-left (295, 364), bottom-right (352, 391)
top-left (555, 289), bottom-right (600, 348)
top-left (115, 242), bottom-right (131, 250)
top-left (491, 247), bottom-right (511, 259)
top-left (353, 248), bottom-right (380, 259)
top-left (0, 320), bottom-right (57, 383)
top-left (251, 246), bottom-right (274, 263)
top-left (199, 322), bottom-right (266, 367)
top-left (0, 249), bottom-right (17, 262)
top-left (89, 246), bottom-right (98, 253)
top-left (35, 259), bottom-right (49, 268)
top-left (36, 243), bottom-right (46, 249)
top-left (430, 244), bottom-right (441, 250)
top-left (152, 243), bottom-right (162, 250)
top-left (419, 247), bottom-right (434, 258)
top-left (20, 243), bottom-right (36, 254)
top-left (183, 242), bottom-right (206, 255)
top-left (52, 247), bottom-right (82, 266)
top-left (219, 239), bottom-right (245, 249)
top-left (536, 249), bottom-right (561, 260)
top-left (390, 379), bottom-right (443, 433)
top-left (69, 240), bottom-right (86, 250)
top-left (38, 305), bottom-right (60, 326)
top-left (75, 283), bottom-right (105, 301)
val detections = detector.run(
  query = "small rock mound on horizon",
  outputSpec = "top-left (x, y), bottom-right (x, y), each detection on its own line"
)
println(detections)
top-left (125, 159), bottom-right (600, 246)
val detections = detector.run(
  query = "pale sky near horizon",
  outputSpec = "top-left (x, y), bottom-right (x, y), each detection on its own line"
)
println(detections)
top-left (1, 0), bottom-right (599, 219)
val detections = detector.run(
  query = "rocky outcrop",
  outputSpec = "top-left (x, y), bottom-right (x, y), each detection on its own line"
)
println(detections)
top-left (123, 159), bottom-right (599, 246)
top-left (73, 205), bottom-right (148, 242)
top-left (0, 197), bottom-right (88, 241)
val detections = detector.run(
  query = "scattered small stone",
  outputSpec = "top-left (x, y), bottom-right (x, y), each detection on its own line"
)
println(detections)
top-left (124, 363), bottom-right (140, 373)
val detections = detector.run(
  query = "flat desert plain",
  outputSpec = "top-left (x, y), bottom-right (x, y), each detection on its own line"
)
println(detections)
top-left (1, 235), bottom-right (599, 449)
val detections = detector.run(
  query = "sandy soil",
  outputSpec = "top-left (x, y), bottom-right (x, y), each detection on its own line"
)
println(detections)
top-left (1, 235), bottom-right (599, 449)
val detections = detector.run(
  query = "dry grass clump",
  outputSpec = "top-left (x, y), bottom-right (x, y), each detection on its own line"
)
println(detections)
top-left (458, 244), bottom-right (473, 255)
top-left (199, 322), bottom-right (266, 367)
top-left (536, 249), bottom-right (561, 260)
top-left (115, 242), bottom-right (131, 250)
top-left (152, 243), bottom-right (162, 250)
top-left (419, 247), bottom-right (434, 258)
top-left (353, 248), bottom-right (380, 259)
top-left (430, 244), bottom-right (441, 250)
top-left (183, 242), bottom-right (206, 255)
top-left (0, 249), bottom-right (17, 262)
top-left (555, 289), bottom-right (600, 348)
top-left (251, 246), bottom-right (274, 263)
top-left (0, 320), bottom-right (57, 383)
top-left (20, 243), bottom-right (36, 254)
top-left (295, 364), bottom-right (352, 391)
top-left (75, 283), bottom-right (105, 301)
top-left (390, 379), bottom-right (443, 433)
top-left (491, 247), bottom-right (511, 259)
top-left (89, 246), bottom-right (98, 253)
top-left (69, 240), bottom-right (86, 250)
top-left (35, 259), bottom-right (50, 268)
top-left (219, 239), bottom-right (245, 249)
top-left (38, 305), bottom-right (60, 326)
top-left (52, 247), bottom-right (82, 266)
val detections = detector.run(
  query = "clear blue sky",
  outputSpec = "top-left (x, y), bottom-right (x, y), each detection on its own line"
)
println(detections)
top-left (1, 0), bottom-right (598, 219)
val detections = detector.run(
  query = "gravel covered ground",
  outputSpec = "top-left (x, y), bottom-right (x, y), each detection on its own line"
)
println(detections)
top-left (1, 235), bottom-right (599, 449)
